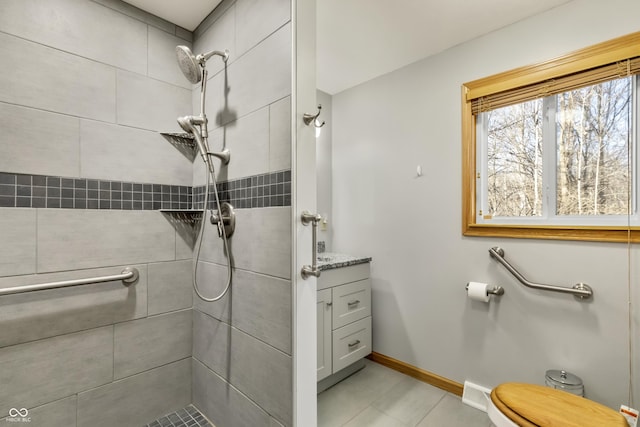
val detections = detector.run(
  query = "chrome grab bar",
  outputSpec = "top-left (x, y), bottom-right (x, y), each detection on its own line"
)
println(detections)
top-left (489, 247), bottom-right (593, 300)
top-left (301, 211), bottom-right (322, 279)
top-left (0, 267), bottom-right (139, 297)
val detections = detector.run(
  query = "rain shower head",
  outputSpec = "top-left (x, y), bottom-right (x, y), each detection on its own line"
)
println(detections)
top-left (176, 45), bottom-right (201, 84)
top-left (175, 45), bottom-right (229, 84)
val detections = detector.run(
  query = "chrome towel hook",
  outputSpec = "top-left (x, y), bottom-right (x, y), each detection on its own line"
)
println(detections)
top-left (303, 104), bottom-right (325, 128)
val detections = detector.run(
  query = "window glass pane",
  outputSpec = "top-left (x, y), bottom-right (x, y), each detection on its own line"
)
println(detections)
top-left (556, 77), bottom-right (632, 215)
top-left (486, 100), bottom-right (543, 217)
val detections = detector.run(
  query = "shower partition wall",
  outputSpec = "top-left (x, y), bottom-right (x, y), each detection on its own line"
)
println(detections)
top-left (0, 0), bottom-right (194, 425)
top-left (189, 0), bottom-right (294, 425)
top-left (0, 0), bottom-right (297, 425)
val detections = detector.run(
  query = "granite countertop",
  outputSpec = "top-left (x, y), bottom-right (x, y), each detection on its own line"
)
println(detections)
top-left (316, 252), bottom-right (372, 271)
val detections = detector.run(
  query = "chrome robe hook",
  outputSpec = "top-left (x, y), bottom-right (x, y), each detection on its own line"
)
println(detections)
top-left (303, 104), bottom-right (325, 128)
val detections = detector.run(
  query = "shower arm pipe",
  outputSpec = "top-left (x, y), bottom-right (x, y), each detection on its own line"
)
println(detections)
top-left (488, 247), bottom-right (593, 300)
top-left (0, 267), bottom-right (139, 297)
top-left (197, 49), bottom-right (228, 64)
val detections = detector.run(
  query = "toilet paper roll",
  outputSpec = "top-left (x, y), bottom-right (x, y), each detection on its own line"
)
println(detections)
top-left (467, 281), bottom-right (490, 302)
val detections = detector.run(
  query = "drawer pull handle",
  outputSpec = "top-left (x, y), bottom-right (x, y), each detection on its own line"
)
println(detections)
top-left (326, 302), bottom-right (332, 307)
top-left (347, 300), bottom-right (360, 307)
top-left (348, 340), bottom-right (361, 349)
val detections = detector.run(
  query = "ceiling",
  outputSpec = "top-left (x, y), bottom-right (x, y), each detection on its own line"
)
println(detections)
top-left (124, 0), bottom-right (572, 94)
top-left (122, 0), bottom-right (222, 31)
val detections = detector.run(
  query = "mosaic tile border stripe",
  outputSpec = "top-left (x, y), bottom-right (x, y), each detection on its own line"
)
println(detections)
top-left (193, 169), bottom-right (292, 209)
top-left (0, 170), bottom-right (290, 210)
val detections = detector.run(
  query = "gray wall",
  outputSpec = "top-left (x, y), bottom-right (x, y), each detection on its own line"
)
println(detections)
top-left (316, 90), bottom-right (333, 252)
top-left (331, 0), bottom-right (640, 409)
top-left (189, 0), bottom-right (293, 426)
top-left (0, 0), bottom-right (195, 425)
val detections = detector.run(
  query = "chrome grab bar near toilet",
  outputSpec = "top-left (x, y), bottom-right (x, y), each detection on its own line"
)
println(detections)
top-left (489, 247), bottom-right (593, 300)
top-left (0, 267), bottom-right (139, 296)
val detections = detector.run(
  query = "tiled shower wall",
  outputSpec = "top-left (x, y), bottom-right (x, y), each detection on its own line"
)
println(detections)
top-left (189, 0), bottom-right (293, 426)
top-left (0, 0), bottom-right (195, 425)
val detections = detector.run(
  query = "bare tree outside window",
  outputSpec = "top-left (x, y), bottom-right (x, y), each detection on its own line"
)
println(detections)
top-left (556, 78), bottom-right (631, 215)
top-left (484, 77), bottom-right (631, 219)
top-left (487, 99), bottom-right (543, 217)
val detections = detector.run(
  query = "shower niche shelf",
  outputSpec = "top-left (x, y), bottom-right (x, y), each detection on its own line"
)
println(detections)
top-left (159, 209), bottom-right (203, 225)
top-left (160, 132), bottom-right (198, 160)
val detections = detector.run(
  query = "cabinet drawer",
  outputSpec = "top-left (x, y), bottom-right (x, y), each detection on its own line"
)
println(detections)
top-left (317, 263), bottom-right (370, 290)
top-left (332, 316), bottom-right (371, 373)
top-left (332, 279), bottom-right (371, 329)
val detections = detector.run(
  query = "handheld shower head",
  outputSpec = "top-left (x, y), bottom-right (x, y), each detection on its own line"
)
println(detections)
top-left (178, 116), bottom-right (209, 163)
top-left (175, 45), bottom-right (229, 85)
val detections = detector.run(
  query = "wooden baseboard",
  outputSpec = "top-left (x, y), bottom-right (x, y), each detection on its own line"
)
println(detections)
top-left (367, 352), bottom-right (464, 396)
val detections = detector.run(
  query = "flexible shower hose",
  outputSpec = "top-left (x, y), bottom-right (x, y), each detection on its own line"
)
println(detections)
top-left (192, 157), bottom-right (232, 302)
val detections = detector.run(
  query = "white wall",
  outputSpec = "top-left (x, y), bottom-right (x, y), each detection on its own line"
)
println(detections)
top-left (331, 0), bottom-right (640, 409)
top-left (316, 90), bottom-right (333, 251)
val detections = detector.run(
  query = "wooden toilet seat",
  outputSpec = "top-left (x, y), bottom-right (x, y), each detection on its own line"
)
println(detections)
top-left (490, 383), bottom-right (628, 427)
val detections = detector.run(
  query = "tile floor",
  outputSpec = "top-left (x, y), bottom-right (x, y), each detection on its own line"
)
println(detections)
top-left (144, 405), bottom-right (213, 427)
top-left (318, 359), bottom-right (493, 427)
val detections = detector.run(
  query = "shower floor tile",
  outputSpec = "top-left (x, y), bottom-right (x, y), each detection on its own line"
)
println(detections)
top-left (144, 405), bottom-right (214, 427)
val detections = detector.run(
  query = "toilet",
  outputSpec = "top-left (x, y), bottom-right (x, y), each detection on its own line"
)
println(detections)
top-left (487, 382), bottom-right (628, 427)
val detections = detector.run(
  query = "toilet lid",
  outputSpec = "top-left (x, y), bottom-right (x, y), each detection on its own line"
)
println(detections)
top-left (491, 383), bottom-right (628, 427)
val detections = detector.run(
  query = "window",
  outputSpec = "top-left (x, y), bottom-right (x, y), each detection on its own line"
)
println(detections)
top-left (462, 31), bottom-right (640, 242)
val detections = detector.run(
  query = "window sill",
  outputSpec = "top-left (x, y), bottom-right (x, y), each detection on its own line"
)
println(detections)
top-left (463, 223), bottom-right (638, 243)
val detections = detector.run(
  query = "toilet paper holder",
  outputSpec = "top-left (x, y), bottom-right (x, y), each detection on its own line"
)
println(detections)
top-left (465, 283), bottom-right (504, 296)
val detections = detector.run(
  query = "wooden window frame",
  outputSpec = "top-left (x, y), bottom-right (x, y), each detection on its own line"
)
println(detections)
top-left (462, 31), bottom-right (640, 243)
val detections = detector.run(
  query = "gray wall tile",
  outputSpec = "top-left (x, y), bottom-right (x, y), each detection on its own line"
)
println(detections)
top-left (199, 208), bottom-right (291, 279)
top-left (37, 210), bottom-right (176, 273)
top-left (235, 0), bottom-right (291, 58)
top-left (0, 103), bottom-right (80, 177)
top-left (0, 209), bottom-right (36, 277)
top-left (0, 0), bottom-right (147, 74)
top-left (194, 5), bottom-right (236, 78)
top-left (232, 269), bottom-right (291, 354)
top-left (269, 96), bottom-right (292, 172)
top-left (116, 70), bottom-right (191, 132)
top-left (0, 326), bottom-right (113, 411)
top-left (0, 32), bottom-right (116, 122)
top-left (229, 327), bottom-right (292, 426)
top-left (175, 26), bottom-right (194, 43)
top-left (148, 26), bottom-right (193, 89)
top-left (175, 225), bottom-right (196, 260)
top-left (192, 145), bottom-right (209, 186)
top-left (77, 358), bottom-right (191, 427)
top-left (234, 207), bottom-right (292, 278)
top-left (204, 24), bottom-right (291, 126)
top-left (80, 119), bottom-right (192, 185)
top-left (148, 260), bottom-right (193, 315)
top-left (114, 310), bottom-right (192, 379)
top-left (0, 264), bottom-right (147, 348)
top-left (193, 358), bottom-right (272, 427)
top-left (23, 396), bottom-right (77, 427)
top-left (193, 308), bottom-right (230, 378)
top-left (194, 0), bottom-right (236, 42)
top-left (143, 13), bottom-right (176, 35)
top-left (90, 0), bottom-right (176, 34)
top-left (193, 261), bottom-right (231, 322)
top-left (207, 107), bottom-right (270, 180)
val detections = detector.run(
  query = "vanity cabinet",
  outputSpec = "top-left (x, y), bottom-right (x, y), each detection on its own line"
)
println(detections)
top-left (317, 262), bottom-right (372, 385)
